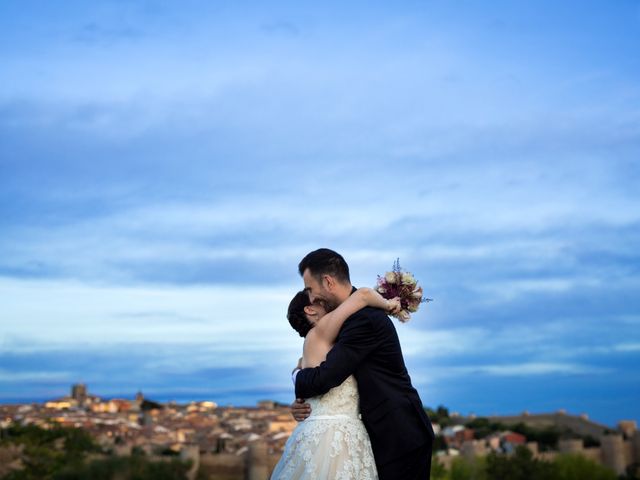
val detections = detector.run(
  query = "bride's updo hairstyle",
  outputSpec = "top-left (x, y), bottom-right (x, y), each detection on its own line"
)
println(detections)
top-left (287, 291), bottom-right (314, 338)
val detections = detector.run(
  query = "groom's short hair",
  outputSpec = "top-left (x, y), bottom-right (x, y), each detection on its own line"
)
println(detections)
top-left (298, 248), bottom-right (351, 284)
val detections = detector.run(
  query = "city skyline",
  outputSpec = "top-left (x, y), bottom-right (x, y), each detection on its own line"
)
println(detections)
top-left (2, 381), bottom-right (630, 430)
top-left (1, 0), bottom-right (639, 427)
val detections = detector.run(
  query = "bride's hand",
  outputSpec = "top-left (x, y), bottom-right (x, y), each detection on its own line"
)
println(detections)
top-left (386, 297), bottom-right (402, 315)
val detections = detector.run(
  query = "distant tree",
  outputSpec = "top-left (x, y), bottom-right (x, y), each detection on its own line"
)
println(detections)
top-left (52, 455), bottom-right (191, 480)
top-left (1, 423), bottom-right (100, 479)
top-left (449, 455), bottom-right (488, 480)
top-left (553, 453), bottom-right (617, 480)
top-left (131, 445), bottom-right (147, 456)
top-left (430, 455), bottom-right (449, 480)
top-left (0, 423), bottom-right (192, 480)
top-left (582, 434), bottom-right (601, 448)
top-left (433, 434), bottom-right (448, 452)
top-left (426, 404), bottom-right (455, 427)
top-left (465, 417), bottom-right (502, 439)
top-left (437, 405), bottom-right (450, 419)
top-left (140, 399), bottom-right (163, 411)
top-left (620, 462), bottom-right (640, 480)
top-left (485, 445), bottom-right (556, 480)
top-left (462, 418), bottom-right (599, 452)
top-left (508, 422), bottom-right (561, 451)
top-left (159, 446), bottom-right (180, 456)
top-left (62, 427), bottom-right (100, 460)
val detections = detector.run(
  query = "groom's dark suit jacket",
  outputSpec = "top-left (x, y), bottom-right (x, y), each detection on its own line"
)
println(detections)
top-left (295, 294), bottom-right (435, 469)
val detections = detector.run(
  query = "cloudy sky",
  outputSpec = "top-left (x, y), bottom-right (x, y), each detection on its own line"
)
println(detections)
top-left (1, 0), bottom-right (639, 426)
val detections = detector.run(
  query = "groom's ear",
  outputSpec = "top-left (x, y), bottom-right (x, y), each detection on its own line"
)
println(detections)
top-left (323, 275), bottom-right (336, 291)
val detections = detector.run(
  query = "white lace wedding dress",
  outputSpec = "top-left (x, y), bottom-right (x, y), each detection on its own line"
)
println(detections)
top-left (270, 375), bottom-right (378, 479)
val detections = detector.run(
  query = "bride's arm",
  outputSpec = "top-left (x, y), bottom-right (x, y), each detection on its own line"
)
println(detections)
top-left (314, 288), bottom-right (399, 344)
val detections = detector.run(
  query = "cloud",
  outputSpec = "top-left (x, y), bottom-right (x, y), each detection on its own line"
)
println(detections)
top-left (261, 20), bottom-right (300, 37)
top-left (73, 22), bottom-right (144, 45)
top-left (444, 362), bottom-right (611, 377)
top-left (614, 343), bottom-right (640, 353)
top-left (0, 369), bottom-right (75, 382)
top-left (0, 0), bottom-right (639, 424)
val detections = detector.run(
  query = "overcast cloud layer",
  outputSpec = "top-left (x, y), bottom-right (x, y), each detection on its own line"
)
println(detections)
top-left (1, 0), bottom-right (639, 425)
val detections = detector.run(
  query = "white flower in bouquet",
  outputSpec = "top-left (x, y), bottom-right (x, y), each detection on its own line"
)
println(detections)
top-left (374, 259), bottom-right (431, 322)
top-left (401, 272), bottom-right (415, 285)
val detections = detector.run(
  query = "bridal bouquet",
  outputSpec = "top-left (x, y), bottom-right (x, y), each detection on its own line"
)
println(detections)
top-left (375, 259), bottom-right (431, 322)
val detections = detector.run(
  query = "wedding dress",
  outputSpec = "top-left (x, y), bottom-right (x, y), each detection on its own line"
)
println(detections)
top-left (270, 375), bottom-right (378, 479)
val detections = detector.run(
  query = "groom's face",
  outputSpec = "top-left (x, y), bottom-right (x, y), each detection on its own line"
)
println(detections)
top-left (302, 268), bottom-right (338, 312)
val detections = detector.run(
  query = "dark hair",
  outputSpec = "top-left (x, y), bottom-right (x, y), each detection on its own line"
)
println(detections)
top-left (287, 291), bottom-right (314, 338)
top-left (298, 248), bottom-right (351, 284)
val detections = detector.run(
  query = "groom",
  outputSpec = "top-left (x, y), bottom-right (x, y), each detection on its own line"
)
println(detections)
top-left (291, 248), bottom-right (435, 479)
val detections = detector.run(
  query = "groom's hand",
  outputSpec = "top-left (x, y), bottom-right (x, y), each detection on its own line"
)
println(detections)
top-left (291, 398), bottom-right (311, 422)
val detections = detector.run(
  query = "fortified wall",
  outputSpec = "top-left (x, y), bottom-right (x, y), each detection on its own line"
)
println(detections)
top-left (444, 411), bottom-right (640, 475)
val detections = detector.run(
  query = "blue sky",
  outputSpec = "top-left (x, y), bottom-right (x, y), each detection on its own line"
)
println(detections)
top-left (1, 0), bottom-right (639, 427)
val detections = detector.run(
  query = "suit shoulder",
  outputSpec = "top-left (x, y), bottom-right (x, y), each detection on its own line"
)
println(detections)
top-left (361, 306), bottom-right (391, 320)
top-left (349, 306), bottom-right (391, 328)
top-left (340, 308), bottom-right (374, 333)
top-left (345, 305), bottom-right (385, 320)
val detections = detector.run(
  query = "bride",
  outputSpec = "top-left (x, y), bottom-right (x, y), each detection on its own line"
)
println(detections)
top-left (270, 288), bottom-right (401, 480)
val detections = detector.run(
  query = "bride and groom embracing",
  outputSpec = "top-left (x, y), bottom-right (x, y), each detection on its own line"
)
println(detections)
top-left (271, 248), bottom-right (435, 479)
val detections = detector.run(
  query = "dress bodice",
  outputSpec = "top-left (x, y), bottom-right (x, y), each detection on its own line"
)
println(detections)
top-left (307, 375), bottom-right (360, 418)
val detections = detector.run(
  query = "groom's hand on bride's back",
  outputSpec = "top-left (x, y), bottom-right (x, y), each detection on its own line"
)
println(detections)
top-left (291, 398), bottom-right (311, 422)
